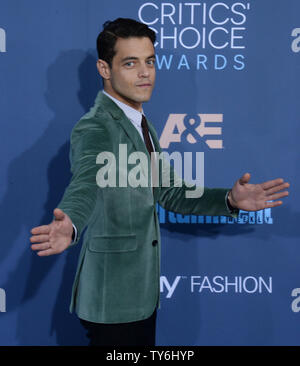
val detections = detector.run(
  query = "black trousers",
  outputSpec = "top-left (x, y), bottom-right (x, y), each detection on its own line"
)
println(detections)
top-left (79, 308), bottom-right (157, 346)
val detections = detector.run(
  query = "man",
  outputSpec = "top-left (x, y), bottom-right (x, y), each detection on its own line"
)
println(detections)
top-left (30, 18), bottom-right (289, 346)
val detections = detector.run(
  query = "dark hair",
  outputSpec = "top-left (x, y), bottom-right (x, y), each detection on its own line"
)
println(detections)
top-left (96, 18), bottom-right (156, 67)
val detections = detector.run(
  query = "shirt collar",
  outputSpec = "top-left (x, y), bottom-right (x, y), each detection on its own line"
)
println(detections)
top-left (102, 90), bottom-right (144, 127)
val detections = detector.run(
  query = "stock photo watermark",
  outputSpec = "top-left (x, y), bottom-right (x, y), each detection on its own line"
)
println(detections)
top-left (0, 288), bottom-right (6, 312)
top-left (95, 144), bottom-right (205, 198)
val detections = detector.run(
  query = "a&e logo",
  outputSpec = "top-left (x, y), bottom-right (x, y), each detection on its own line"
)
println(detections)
top-left (160, 114), bottom-right (223, 149)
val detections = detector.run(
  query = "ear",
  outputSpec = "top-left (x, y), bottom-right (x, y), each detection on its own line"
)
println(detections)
top-left (97, 59), bottom-right (111, 80)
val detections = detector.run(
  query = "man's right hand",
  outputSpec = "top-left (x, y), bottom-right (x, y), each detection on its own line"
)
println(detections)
top-left (30, 208), bottom-right (74, 256)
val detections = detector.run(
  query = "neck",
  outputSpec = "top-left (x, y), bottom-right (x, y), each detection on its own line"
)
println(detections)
top-left (103, 86), bottom-right (142, 112)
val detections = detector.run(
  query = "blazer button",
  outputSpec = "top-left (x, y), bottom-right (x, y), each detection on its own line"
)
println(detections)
top-left (152, 240), bottom-right (158, 246)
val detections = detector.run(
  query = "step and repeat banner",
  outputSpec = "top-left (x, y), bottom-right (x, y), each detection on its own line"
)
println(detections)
top-left (0, 0), bottom-right (299, 345)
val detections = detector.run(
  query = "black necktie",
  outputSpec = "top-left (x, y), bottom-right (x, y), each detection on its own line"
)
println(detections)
top-left (141, 114), bottom-right (156, 190)
top-left (141, 114), bottom-right (154, 156)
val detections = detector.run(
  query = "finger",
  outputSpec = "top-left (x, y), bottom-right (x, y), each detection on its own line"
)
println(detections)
top-left (37, 248), bottom-right (57, 257)
top-left (264, 200), bottom-right (283, 208)
top-left (239, 172), bottom-right (251, 185)
top-left (31, 225), bottom-right (50, 235)
top-left (261, 178), bottom-right (285, 190)
top-left (53, 208), bottom-right (65, 221)
top-left (30, 234), bottom-right (49, 243)
top-left (265, 182), bottom-right (290, 195)
top-left (31, 242), bottom-right (51, 251)
top-left (266, 191), bottom-right (289, 201)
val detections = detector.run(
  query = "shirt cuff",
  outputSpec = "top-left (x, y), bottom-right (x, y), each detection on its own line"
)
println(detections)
top-left (225, 190), bottom-right (239, 215)
top-left (71, 223), bottom-right (78, 244)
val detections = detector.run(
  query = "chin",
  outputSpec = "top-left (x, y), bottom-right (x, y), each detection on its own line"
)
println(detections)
top-left (137, 92), bottom-right (153, 102)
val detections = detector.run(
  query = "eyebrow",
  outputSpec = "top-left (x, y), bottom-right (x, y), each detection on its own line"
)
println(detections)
top-left (121, 54), bottom-right (156, 63)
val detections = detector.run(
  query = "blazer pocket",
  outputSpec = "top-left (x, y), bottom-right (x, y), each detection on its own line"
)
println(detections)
top-left (88, 234), bottom-right (137, 253)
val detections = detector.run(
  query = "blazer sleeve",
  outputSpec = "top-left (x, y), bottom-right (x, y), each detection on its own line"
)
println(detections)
top-left (56, 121), bottom-right (109, 245)
top-left (158, 154), bottom-right (238, 218)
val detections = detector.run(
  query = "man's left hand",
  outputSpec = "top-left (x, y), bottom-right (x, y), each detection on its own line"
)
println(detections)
top-left (228, 173), bottom-right (290, 211)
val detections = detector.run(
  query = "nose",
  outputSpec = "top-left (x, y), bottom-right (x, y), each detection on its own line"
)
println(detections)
top-left (138, 63), bottom-right (150, 78)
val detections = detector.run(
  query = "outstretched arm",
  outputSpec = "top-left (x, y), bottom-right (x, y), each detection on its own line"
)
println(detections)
top-left (228, 173), bottom-right (290, 211)
top-left (30, 120), bottom-right (110, 256)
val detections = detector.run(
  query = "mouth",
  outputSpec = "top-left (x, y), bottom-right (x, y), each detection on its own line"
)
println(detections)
top-left (136, 83), bottom-right (152, 88)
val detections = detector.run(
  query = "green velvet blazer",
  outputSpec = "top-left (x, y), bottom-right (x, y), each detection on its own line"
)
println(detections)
top-left (57, 91), bottom-right (235, 324)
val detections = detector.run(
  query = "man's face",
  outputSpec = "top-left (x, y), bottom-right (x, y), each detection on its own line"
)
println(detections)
top-left (100, 37), bottom-right (156, 111)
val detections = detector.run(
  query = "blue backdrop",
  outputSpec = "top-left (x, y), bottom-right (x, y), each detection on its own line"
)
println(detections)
top-left (0, 0), bottom-right (299, 346)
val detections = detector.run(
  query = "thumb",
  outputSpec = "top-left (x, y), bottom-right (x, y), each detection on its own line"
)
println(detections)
top-left (239, 172), bottom-right (251, 185)
top-left (53, 208), bottom-right (65, 221)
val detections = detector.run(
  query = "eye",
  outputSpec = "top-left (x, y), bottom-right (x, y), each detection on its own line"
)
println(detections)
top-left (124, 61), bottom-right (135, 67)
top-left (147, 59), bottom-right (155, 65)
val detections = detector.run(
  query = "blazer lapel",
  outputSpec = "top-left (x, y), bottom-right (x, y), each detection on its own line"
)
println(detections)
top-left (97, 91), bottom-right (149, 155)
top-left (97, 91), bottom-right (153, 191)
